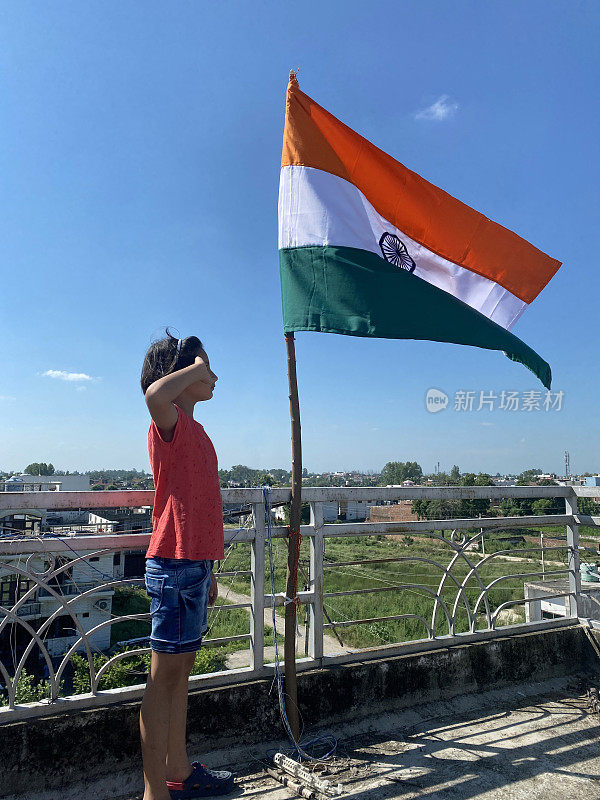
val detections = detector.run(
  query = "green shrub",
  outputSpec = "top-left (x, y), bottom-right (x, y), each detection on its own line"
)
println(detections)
top-left (191, 647), bottom-right (228, 674)
top-left (110, 586), bottom-right (152, 645)
top-left (0, 669), bottom-right (60, 706)
top-left (71, 649), bottom-right (150, 693)
top-left (70, 644), bottom-right (231, 693)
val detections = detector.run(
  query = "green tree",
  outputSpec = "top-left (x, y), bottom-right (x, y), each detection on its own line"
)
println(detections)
top-left (379, 461), bottom-right (423, 485)
top-left (531, 499), bottom-right (553, 516)
top-left (279, 504), bottom-right (310, 525)
top-left (428, 471), bottom-right (449, 486)
top-left (411, 499), bottom-right (429, 520)
top-left (449, 465), bottom-right (461, 484)
top-left (411, 473), bottom-right (494, 520)
top-left (270, 468), bottom-right (291, 484)
top-left (500, 499), bottom-right (524, 517)
top-left (24, 462), bottom-right (55, 476)
top-left (412, 498), bottom-right (460, 520)
top-left (502, 477), bottom-right (558, 518)
top-left (458, 473), bottom-right (495, 518)
top-left (85, 469), bottom-right (152, 489)
top-left (518, 468), bottom-right (543, 484)
top-left (579, 498), bottom-right (600, 516)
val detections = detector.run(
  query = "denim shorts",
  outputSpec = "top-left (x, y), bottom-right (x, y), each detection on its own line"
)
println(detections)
top-left (144, 557), bottom-right (212, 654)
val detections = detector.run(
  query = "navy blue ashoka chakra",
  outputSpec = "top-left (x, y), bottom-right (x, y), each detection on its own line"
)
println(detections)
top-left (379, 233), bottom-right (416, 273)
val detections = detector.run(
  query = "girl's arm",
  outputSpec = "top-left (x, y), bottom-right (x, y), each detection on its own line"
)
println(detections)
top-left (145, 356), bottom-right (211, 435)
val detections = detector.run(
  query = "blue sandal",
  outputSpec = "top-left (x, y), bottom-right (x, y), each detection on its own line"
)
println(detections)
top-left (167, 761), bottom-right (235, 798)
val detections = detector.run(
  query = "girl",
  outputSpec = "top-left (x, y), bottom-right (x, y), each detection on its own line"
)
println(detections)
top-left (139, 331), bottom-right (234, 800)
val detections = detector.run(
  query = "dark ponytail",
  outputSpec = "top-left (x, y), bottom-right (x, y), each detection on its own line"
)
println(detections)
top-left (140, 328), bottom-right (204, 394)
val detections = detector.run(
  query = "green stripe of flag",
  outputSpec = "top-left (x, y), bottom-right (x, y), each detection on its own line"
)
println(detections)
top-left (279, 245), bottom-right (551, 389)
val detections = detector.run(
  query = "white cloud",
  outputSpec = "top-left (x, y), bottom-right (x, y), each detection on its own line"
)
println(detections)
top-left (0, 395), bottom-right (15, 401)
top-left (414, 95), bottom-right (459, 122)
top-left (42, 370), bottom-right (94, 383)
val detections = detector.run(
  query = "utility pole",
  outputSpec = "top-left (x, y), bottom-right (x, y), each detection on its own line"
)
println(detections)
top-left (564, 451), bottom-right (570, 480)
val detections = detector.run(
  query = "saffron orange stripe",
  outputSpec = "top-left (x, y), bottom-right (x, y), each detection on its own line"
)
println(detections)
top-left (281, 74), bottom-right (561, 304)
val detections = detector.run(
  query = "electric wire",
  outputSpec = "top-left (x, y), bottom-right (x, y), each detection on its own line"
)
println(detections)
top-left (262, 486), bottom-right (338, 764)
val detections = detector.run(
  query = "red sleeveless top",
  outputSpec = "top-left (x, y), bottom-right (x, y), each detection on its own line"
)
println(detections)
top-left (146, 404), bottom-right (225, 561)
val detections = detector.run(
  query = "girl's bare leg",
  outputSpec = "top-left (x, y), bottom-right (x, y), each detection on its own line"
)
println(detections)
top-left (140, 651), bottom-right (195, 800)
top-left (165, 651), bottom-right (197, 782)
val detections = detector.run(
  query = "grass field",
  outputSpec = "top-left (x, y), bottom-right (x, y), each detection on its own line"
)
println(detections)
top-left (111, 588), bottom-right (279, 653)
top-left (217, 525), bottom-right (576, 650)
top-left (113, 515), bottom-right (595, 656)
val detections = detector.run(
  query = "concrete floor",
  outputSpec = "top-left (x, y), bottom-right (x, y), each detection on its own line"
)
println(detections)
top-left (9, 677), bottom-right (599, 800)
top-left (231, 681), bottom-right (600, 800)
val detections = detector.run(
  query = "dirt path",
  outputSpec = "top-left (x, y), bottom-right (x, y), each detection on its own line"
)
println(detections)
top-left (472, 552), bottom-right (566, 568)
top-left (214, 582), bottom-right (351, 668)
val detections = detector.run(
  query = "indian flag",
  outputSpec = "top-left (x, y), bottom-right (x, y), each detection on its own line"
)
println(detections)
top-left (278, 73), bottom-right (561, 388)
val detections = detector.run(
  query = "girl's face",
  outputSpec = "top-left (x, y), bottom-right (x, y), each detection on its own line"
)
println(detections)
top-left (188, 349), bottom-right (218, 403)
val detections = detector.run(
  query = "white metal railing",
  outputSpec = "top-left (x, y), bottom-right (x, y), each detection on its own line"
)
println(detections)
top-left (0, 485), bottom-right (598, 722)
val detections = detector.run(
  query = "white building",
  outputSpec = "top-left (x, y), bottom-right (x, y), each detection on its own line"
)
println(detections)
top-left (338, 500), bottom-right (373, 521)
top-left (0, 474), bottom-right (90, 492)
top-left (524, 576), bottom-right (600, 623)
top-left (0, 474), bottom-right (91, 530)
top-left (87, 513), bottom-right (119, 533)
top-left (0, 546), bottom-right (115, 660)
top-left (272, 501), bottom-right (368, 524)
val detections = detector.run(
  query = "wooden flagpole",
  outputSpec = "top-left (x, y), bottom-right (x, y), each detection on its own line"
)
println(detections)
top-left (284, 332), bottom-right (302, 741)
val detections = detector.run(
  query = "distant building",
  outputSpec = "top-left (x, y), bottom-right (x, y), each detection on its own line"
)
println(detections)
top-left (0, 474), bottom-right (90, 492)
top-left (338, 500), bottom-right (372, 521)
top-left (88, 507), bottom-right (151, 534)
top-left (0, 474), bottom-right (91, 533)
top-left (321, 502), bottom-right (339, 523)
top-left (524, 576), bottom-right (600, 623)
top-left (0, 479), bottom-right (134, 670)
top-left (370, 503), bottom-right (418, 523)
top-left (87, 508), bottom-right (152, 578)
top-left (586, 476), bottom-right (600, 487)
top-left (272, 500), bottom-right (369, 524)
top-left (0, 547), bottom-right (116, 670)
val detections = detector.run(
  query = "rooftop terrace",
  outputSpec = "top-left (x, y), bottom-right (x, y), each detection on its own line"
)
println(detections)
top-left (1, 485), bottom-right (599, 799)
top-left (162, 679), bottom-right (600, 800)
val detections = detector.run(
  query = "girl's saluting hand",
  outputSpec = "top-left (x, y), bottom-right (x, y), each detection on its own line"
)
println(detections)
top-left (144, 345), bottom-right (217, 439)
top-left (194, 355), bottom-right (214, 383)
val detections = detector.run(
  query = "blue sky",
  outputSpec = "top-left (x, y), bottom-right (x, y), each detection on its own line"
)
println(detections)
top-left (1, 1), bottom-right (598, 476)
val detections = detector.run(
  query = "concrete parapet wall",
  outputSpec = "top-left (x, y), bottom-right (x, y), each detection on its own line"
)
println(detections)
top-left (1, 625), bottom-right (599, 798)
